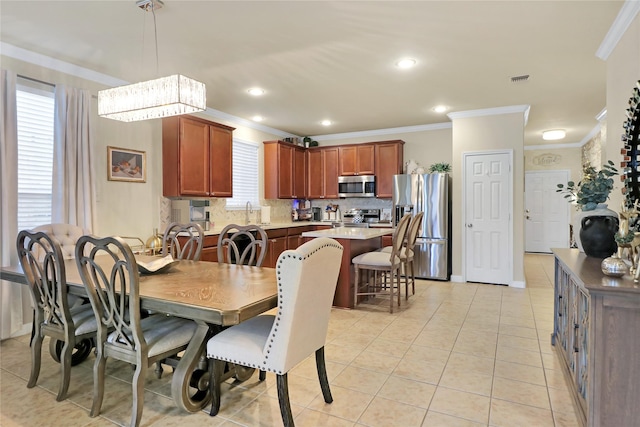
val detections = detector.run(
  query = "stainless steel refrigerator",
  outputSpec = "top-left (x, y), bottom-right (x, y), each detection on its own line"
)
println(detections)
top-left (392, 173), bottom-right (451, 280)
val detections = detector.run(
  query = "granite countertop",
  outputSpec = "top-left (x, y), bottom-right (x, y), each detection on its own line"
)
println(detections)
top-left (301, 226), bottom-right (393, 240)
top-left (202, 221), bottom-right (328, 236)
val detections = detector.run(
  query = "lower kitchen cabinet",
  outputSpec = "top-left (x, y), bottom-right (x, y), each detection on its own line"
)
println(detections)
top-left (552, 249), bottom-right (640, 427)
top-left (263, 228), bottom-right (288, 268)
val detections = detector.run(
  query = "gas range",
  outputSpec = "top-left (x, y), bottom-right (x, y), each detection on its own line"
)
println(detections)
top-left (342, 209), bottom-right (381, 224)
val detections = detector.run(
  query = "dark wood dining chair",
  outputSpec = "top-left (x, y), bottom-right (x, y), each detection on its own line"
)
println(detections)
top-left (217, 223), bottom-right (268, 266)
top-left (161, 222), bottom-right (204, 261)
top-left (75, 235), bottom-right (198, 427)
top-left (16, 229), bottom-right (98, 401)
top-left (207, 237), bottom-right (344, 426)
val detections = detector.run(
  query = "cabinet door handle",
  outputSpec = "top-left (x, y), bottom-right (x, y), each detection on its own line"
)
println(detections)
top-left (558, 295), bottom-right (562, 317)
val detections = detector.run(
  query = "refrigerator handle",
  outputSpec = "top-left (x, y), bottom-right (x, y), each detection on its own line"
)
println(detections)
top-left (416, 175), bottom-right (423, 214)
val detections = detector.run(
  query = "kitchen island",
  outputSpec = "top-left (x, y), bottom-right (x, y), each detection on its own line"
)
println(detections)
top-left (302, 226), bottom-right (394, 308)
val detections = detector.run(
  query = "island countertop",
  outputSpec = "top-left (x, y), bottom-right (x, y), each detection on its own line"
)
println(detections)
top-left (301, 226), bottom-right (393, 240)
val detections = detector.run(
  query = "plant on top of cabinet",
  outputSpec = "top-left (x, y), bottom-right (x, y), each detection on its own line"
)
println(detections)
top-left (428, 162), bottom-right (451, 173)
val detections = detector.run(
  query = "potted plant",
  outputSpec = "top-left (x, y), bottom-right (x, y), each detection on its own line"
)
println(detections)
top-left (556, 160), bottom-right (619, 257)
top-left (428, 162), bottom-right (451, 173)
top-left (556, 160), bottom-right (617, 211)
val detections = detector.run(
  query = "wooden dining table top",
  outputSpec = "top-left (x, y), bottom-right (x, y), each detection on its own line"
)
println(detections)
top-left (0, 255), bottom-right (279, 327)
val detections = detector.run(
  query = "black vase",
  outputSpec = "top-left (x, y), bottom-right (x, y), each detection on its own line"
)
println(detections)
top-left (580, 216), bottom-right (619, 258)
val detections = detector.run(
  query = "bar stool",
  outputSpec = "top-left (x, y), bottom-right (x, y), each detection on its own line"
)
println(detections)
top-left (378, 212), bottom-right (424, 298)
top-left (352, 214), bottom-right (411, 313)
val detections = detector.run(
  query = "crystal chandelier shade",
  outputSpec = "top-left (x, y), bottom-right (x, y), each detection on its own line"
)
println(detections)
top-left (98, 74), bottom-right (206, 122)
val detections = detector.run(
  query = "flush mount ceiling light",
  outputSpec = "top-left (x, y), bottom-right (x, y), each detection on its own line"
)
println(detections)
top-left (433, 105), bottom-right (447, 113)
top-left (396, 58), bottom-right (417, 69)
top-left (542, 129), bottom-right (566, 140)
top-left (247, 88), bottom-right (265, 96)
top-left (252, 115), bottom-right (264, 122)
top-left (98, 0), bottom-right (206, 122)
top-left (321, 120), bottom-right (332, 126)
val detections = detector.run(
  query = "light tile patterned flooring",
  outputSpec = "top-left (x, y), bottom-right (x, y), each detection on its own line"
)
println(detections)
top-left (1, 253), bottom-right (579, 426)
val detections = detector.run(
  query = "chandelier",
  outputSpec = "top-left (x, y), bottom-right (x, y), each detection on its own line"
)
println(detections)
top-left (98, 0), bottom-right (206, 122)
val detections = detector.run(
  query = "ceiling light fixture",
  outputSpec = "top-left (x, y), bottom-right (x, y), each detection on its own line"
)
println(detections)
top-left (321, 120), bottom-right (332, 126)
top-left (252, 115), bottom-right (263, 122)
top-left (542, 129), bottom-right (566, 140)
top-left (433, 105), bottom-right (447, 113)
top-left (98, 0), bottom-right (206, 122)
top-left (248, 88), bottom-right (265, 96)
top-left (396, 58), bottom-right (417, 69)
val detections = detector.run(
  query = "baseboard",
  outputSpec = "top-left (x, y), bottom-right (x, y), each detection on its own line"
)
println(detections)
top-left (510, 280), bottom-right (526, 288)
top-left (450, 275), bottom-right (464, 283)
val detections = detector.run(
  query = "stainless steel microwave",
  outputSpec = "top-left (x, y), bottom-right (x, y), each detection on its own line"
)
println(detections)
top-left (338, 175), bottom-right (376, 197)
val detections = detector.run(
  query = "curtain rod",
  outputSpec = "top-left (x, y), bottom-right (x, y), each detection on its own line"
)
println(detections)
top-left (17, 74), bottom-right (99, 99)
top-left (17, 74), bottom-right (55, 88)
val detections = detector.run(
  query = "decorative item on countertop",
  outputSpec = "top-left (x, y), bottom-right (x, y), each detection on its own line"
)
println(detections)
top-left (601, 253), bottom-right (628, 277)
top-left (428, 162), bottom-right (451, 173)
top-left (580, 215), bottom-right (618, 258)
top-left (614, 201), bottom-right (640, 273)
top-left (145, 228), bottom-right (163, 255)
top-left (557, 160), bottom-right (619, 253)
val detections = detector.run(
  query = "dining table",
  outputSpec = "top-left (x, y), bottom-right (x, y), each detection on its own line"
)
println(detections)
top-left (0, 254), bottom-right (278, 413)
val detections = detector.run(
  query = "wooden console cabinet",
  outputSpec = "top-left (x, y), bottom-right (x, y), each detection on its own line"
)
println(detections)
top-left (552, 249), bottom-right (640, 426)
top-left (162, 116), bottom-right (234, 198)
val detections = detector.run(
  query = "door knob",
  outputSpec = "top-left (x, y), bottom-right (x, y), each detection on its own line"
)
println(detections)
top-left (467, 224), bottom-right (473, 228)
top-left (526, 215), bottom-right (530, 220)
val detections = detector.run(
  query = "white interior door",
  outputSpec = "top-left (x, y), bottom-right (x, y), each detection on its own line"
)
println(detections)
top-left (525, 170), bottom-right (570, 253)
top-left (464, 152), bottom-right (512, 285)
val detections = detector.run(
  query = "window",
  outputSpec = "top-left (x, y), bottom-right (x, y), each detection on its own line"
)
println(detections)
top-left (16, 80), bottom-right (55, 230)
top-left (226, 139), bottom-right (260, 209)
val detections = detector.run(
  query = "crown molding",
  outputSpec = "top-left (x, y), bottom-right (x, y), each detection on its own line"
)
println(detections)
top-left (0, 42), bottom-right (294, 138)
top-left (312, 122), bottom-right (451, 141)
top-left (596, 0), bottom-right (640, 60)
top-left (595, 107), bottom-right (607, 122)
top-left (447, 105), bottom-right (530, 125)
top-left (1, 42), bottom-right (126, 87)
top-left (524, 142), bottom-right (584, 151)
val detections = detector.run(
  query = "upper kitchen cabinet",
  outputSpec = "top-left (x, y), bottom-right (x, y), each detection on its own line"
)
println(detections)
top-left (264, 140), bottom-right (307, 199)
top-left (307, 147), bottom-right (339, 199)
top-left (375, 140), bottom-right (405, 198)
top-left (338, 144), bottom-right (375, 176)
top-left (162, 116), bottom-right (235, 198)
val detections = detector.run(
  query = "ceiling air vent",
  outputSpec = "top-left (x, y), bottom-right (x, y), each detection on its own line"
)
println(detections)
top-left (510, 74), bottom-right (530, 83)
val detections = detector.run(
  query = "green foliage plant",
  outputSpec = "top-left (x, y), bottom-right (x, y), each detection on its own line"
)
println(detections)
top-left (428, 162), bottom-right (451, 173)
top-left (556, 160), bottom-right (618, 211)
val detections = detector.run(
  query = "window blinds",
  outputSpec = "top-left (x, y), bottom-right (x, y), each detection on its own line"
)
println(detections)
top-left (226, 139), bottom-right (260, 209)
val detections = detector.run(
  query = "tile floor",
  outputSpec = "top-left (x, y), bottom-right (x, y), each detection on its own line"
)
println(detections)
top-left (0, 253), bottom-right (579, 427)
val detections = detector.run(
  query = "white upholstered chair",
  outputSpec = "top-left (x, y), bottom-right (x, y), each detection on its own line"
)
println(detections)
top-left (378, 212), bottom-right (424, 298)
top-left (16, 229), bottom-right (98, 401)
top-left (32, 223), bottom-right (89, 260)
top-left (352, 214), bottom-right (411, 313)
top-left (76, 235), bottom-right (198, 427)
top-left (206, 237), bottom-right (344, 426)
top-left (161, 222), bottom-right (204, 261)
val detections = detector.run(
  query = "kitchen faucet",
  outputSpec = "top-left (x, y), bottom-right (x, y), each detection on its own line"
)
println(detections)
top-left (245, 201), bottom-right (253, 225)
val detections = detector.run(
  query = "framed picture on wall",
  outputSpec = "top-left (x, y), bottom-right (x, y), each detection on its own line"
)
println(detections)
top-left (107, 146), bottom-right (146, 183)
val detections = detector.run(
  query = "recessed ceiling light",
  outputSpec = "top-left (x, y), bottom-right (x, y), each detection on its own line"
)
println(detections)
top-left (321, 120), bottom-right (332, 126)
top-left (252, 115), bottom-right (263, 122)
top-left (247, 88), bottom-right (265, 96)
top-left (433, 105), bottom-right (447, 113)
top-left (542, 129), bottom-right (566, 140)
top-left (396, 58), bottom-right (416, 69)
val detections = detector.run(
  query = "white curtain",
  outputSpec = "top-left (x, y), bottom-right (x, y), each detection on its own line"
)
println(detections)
top-left (52, 85), bottom-right (96, 231)
top-left (0, 69), bottom-right (30, 339)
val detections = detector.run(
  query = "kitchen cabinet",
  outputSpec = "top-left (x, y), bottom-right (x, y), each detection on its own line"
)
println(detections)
top-left (264, 141), bottom-right (307, 199)
top-left (162, 116), bottom-right (234, 198)
top-left (263, 228), bottom-right (288, 268)
top-left (375, 140), bottom-right (404, 198)
top-left (338, 144), bottom-right (375, 176)
top-left (552, 249), bottom-right (640, 427)
top-left (307, 147), bottom-right (339, 199)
